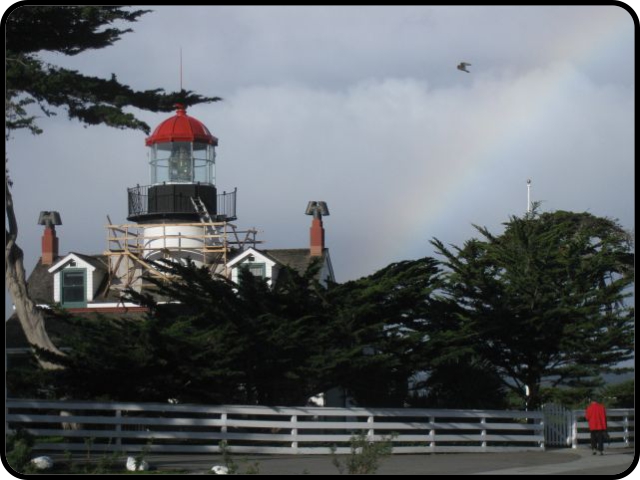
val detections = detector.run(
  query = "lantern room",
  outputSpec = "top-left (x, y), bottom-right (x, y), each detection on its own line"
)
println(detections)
top-left (145, 104), bottom-right (218, 185)
top-left (127, 104), bottom-right (236, 223)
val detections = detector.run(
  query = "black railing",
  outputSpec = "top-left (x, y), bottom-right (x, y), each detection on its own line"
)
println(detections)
top-left (215, 188), bottom-right (237, 222)
top-left (127, 184), bottom-right (237, 221)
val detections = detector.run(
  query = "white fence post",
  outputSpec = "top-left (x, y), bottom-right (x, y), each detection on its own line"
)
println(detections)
top-left (623, 412), bottom-right (629, 447)
top-left (220, 413), bottom-right (227, 434)
top-left (565, 409), bottom-right (573, 447)
top-left (571, 412), bottom-right (578, 449)
top-left (481, 417), bottom-right (487, 449)
top-left (429, 416), bottom-right (436, 450)
top-left (291, 415), bottom-right (298, 452)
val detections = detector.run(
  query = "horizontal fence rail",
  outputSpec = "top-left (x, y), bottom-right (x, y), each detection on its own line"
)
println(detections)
top-left (6, 399), bottom-right (545, 455)
top-left (571, 409), bottom-right (635, 449)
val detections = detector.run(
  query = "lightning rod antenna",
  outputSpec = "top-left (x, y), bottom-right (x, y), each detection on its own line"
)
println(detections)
top-left (527, 179), bottom-right (532, 213)
top-left (180, 46), bottom-right (183, 91)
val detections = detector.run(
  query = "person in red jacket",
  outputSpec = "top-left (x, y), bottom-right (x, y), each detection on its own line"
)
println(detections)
top-left (585, 398), bottom-right (608, 455)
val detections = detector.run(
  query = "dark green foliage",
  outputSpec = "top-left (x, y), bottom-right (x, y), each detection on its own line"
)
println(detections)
top-left (6, 6), bottom-right (148, 56)
top-left (124, 257), bottom-right (445, 407)
top-left (19, 209), bottom-right (632, 409)
top-left (5, 6), bottom-right (220, 135)
top-left (6, 430), bottom-right (36, 473)
top-left (325, 258), bottom-right (444, 407)
top-left (34, 257), bottom-right (443, 407)
top-left (35, 259), bottom-right (333, 405)
top-left (413, 356), bottom-right (508, 409)
top-left (132, 259), bottom-right (336, 405)
top-left (331, 432), bottom-right (395, 474)
top-left (33, 314), bottom-right (155, 401)
top-left (600, 379), bottom-right (634, 408)
top-left (431, 209), bottom-right (634, 408)
top-left (6, 354), bottom-right (53, 399)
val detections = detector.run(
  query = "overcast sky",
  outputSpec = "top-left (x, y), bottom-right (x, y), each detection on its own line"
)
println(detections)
top-left (5, 5), bottom-right (635, 317)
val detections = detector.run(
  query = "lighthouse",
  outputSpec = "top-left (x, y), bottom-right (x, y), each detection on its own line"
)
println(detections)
top-left (106, 104), bottom-right (256, 293)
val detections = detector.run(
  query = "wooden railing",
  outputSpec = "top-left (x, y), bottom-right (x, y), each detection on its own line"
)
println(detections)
top-left (6, 399), bottom-right (545, 455)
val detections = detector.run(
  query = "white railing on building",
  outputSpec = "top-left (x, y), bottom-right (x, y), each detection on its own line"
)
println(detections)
top-left (6, 399), bottom-right (544, 455)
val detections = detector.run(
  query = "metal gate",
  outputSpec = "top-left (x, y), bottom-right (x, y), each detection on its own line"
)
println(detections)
top-left (542, 403), bottom-right (574, 447)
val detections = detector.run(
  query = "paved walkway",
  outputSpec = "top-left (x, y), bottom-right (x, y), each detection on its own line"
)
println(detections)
top-left (473, 448), bottom-right (636, 476)
top-left (140, 447), bottom-right (636, 475)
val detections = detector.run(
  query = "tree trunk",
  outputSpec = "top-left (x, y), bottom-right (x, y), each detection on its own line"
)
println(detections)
top-left (6, 163), bottom-right (64, 370)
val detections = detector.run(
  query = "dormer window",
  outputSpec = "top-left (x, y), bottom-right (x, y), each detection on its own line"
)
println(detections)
top-left (241, 262), bottom-right (265, 279)
top-left (61, 269), bottom-right (86, 307)
top-left (227, 248), bottom-right (277, 287)
top-left (48, 253), bottom-right (107, 309)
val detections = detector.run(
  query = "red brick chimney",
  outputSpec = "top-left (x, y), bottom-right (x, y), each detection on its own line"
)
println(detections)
top-left (38, 211), bottom-right (62, 265)
top-left (306, 201), bottom-right (329, 257)
top-left (310, 217), bottom-right (325, 257)
top-left (41, 226), bottom-right (59, 265)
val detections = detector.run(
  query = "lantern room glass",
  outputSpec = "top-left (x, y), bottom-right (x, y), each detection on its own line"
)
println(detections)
top-left (149, 141), bottom-right (216, 185)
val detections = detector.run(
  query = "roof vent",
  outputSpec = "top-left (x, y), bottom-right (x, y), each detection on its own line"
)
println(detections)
top-left (38, 211), bottom-right (62, 227)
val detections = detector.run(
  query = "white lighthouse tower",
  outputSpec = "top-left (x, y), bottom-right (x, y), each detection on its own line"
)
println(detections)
top-left (106, 104), bottom-right (257, 293)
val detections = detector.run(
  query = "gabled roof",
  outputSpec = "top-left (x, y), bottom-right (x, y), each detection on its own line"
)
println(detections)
top-left (47, 252), bottom-right (108, 274)
top-left (262, 248), bottom-right (326, 275)
top-left (25, 254), bottom-right (117, 306)
top-left (227, 247), bottom-right (334, 282)
top-left (25, 260), bottom-right (56, 305)
top-left (226, 247), bottom-right (278, 269)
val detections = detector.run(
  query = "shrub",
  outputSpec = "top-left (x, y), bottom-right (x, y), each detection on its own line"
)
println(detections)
top-left (6, 430), bottom-right (36, 473)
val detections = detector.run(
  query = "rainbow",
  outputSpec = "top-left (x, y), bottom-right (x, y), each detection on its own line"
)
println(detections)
top-left (383, 7), bottom-right (632, 263)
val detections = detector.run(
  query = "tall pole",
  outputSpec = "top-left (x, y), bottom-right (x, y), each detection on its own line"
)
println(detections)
top-left (527, 179), bottom-right (532, 213)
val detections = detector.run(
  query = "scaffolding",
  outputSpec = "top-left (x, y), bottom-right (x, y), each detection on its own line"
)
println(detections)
top-left (104, 221), bottom-right (261, 294)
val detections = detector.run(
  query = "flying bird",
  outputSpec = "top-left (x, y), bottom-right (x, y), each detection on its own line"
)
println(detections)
top-left (457, 62), bottom-right (471, 73)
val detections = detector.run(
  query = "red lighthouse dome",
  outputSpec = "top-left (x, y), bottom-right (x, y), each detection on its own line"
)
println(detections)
top-left (145, 104), bottom-right (218, 146)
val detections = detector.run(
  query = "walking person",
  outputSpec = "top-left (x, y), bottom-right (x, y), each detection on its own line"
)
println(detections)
top-left (585, 398), bottom-right (608, 455)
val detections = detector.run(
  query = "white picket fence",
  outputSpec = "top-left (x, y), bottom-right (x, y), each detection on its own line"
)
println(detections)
top-left (6, 399), bottom-right (545, 454)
